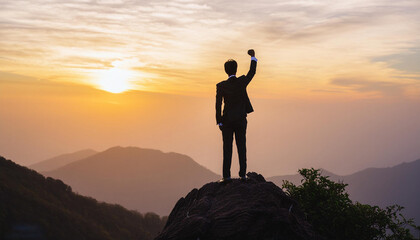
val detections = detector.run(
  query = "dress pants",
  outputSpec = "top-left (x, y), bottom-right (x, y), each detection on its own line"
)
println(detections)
top-left (222, 118), bottom-right (247, 178)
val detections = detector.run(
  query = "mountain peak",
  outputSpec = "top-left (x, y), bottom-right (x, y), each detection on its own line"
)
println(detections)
top-left (98, 146), bottom-right (167, 158)
top-left (156, 172), bottom-right (320, 240)
top-left (44, 146), bottom-right (219, 215)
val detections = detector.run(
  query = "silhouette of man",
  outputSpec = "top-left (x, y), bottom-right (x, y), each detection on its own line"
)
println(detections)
top-left (216, 49), bottom-right (257, 181)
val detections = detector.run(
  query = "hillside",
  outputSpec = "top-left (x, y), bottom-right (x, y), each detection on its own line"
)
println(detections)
top-left (0, 156), bottom-right (165, 240)
top-left (268, 159), bottom-right (420, 226)
top-left (30, 149), bottom-right (97, 172)
top-left (45, 146), bottom-right (220, 215)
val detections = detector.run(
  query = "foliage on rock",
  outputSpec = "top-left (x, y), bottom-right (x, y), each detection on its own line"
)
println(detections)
top-left (282, 168), bottom-right (418, 240)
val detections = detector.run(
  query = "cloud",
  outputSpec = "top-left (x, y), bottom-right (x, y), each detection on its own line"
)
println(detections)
top-left (373, 48), bottom-right (420, 74)
top-left (0, 71), bottom-right (38, 83)
top-left (1, 0), bottom-right (420, 97)
top-left (393, 75), bottom-right (420, 81)
top-left (330, 78), bottom-right (407, 96)
top-left (96, 0), bottom-right (126, 4)
top-left (111, 58), bottom-right (146, 69)
top-left (311, 89), bottom-right (346, 93)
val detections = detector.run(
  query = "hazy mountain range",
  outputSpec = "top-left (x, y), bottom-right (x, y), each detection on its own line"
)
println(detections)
top-left (268, 160), bottom-right (420, 226)
top-left (30, 149), bottom-right (97, 172)
top-left (34, 146), bottom-right (419, 225)
top-left (43, 146), bottom-right (219, 215)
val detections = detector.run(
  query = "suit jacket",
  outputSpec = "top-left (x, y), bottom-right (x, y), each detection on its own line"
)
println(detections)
top-left (216, 59), bottom-right (257, 124)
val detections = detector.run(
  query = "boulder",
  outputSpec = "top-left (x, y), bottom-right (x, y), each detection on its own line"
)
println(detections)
top-left (155, 172), bottom-right (321, 240)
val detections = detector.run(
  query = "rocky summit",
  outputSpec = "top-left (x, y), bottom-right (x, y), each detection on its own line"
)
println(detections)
top-left (155, 172), bottom-right (321, 240)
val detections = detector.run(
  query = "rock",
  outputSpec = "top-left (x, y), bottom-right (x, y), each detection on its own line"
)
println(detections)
top-left (155, 172), bottom-right (321, 240)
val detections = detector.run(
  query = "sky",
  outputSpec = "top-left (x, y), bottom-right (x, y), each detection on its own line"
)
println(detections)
top-left (1, 0), bottom-right (420, 176)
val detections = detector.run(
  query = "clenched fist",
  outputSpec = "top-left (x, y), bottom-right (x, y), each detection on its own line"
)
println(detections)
top-left (247, 49), bottom-right (255, 57)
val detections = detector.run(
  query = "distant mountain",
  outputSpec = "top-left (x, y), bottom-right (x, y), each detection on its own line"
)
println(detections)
top-left (45, 146), bottom-right (220, 216)
top-left (0, 156), bottom-right (165, 240)
top-left (30, 149), bottom-right (97, 172)
top-left (268, 159), bottom-right (420, 226)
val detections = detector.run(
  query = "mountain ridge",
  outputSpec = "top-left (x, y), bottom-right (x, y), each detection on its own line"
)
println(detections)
top-left (30, 149), bottom-right (97, 172)
top-left (45, 146), bottom-right (220, 215)
top-left (268, 158), bottom-right (420, 226)
top-left (38, 146), bottom-right (420, 224)
top-left (0, 155), bottom-right (165, 240)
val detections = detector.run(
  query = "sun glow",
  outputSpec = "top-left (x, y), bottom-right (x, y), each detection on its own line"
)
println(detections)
top-left (97, 67), bottom-right (134, 93)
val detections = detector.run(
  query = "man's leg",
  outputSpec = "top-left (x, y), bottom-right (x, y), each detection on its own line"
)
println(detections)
top-left (222, 123), bottom-right (234, 178)
top-left (235, 118), bottom-right (247, 178)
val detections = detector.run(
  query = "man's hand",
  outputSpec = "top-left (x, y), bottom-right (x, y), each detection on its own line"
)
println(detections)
top-left (248, 49), bottom-right (255, 57)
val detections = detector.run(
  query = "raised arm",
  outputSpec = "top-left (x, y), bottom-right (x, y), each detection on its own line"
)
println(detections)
top-left (215, 84), bottom-right (223, 124)
top-left (245, 49), bottom-right (258, 86)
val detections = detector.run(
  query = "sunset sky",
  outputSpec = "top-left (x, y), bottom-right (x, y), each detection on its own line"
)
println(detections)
top-left (1, 0), bottom-right (420, 176)
top-left (2, 0), bottom-right (420, 97)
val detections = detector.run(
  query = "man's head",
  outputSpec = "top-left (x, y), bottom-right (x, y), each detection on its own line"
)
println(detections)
top-left (224, 59), bottom-right (237, 76)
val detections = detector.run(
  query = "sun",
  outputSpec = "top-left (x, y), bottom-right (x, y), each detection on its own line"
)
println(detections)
top-left (97, 67), bottom-right (133, 93)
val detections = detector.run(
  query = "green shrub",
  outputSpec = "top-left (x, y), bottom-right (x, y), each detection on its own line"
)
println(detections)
top-left (282, 168), bottom-right (418, 240)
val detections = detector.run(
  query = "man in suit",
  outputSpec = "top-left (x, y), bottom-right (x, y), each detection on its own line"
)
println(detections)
top-left (216, 49), bottom-right (258, 181)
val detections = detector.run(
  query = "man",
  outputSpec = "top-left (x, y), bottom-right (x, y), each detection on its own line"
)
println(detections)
top-left (216, 49), bottom-right (258, 182)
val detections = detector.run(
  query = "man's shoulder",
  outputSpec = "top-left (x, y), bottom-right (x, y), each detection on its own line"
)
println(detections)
top-left (217, 80), bottom-right (228, 87)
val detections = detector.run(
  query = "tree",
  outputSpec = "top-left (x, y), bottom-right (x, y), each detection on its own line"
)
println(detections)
top-left (282, 168), bottom-right (418, 240)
